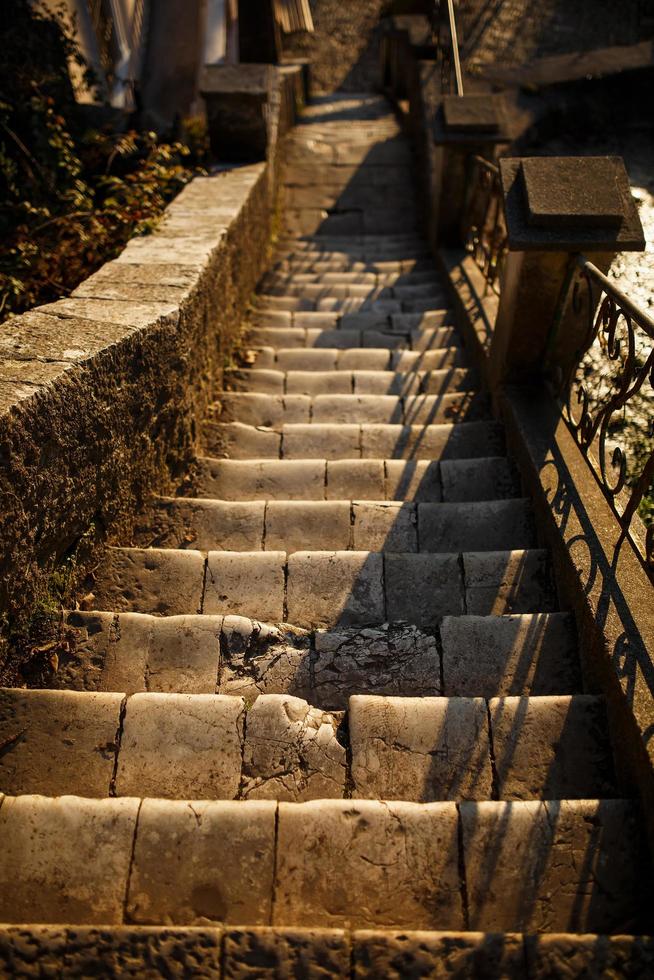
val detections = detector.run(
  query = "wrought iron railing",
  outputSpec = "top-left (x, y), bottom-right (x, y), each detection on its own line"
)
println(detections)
top-left (431, 0), bottom-right (464, 96)
top-left (461, 156), bottom-right (507, 296)
top-left (554, 256), bottom-right (654, 573)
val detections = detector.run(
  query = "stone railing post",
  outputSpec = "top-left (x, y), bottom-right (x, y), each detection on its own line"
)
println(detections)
top-left (200, 64), bottom-right (273, 162)
top-left (431, 94), bottom-right (510, 249)
top-left (489, 157), bottom-right (645, 389)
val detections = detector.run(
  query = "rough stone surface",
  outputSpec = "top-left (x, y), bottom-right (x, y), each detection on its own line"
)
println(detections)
top-left (204, 551), bottom-right (285, 620)
top-left (219, 617), bottom-right (312, 701)
top-left (241, 695), bottom-right (346, 800)
top-left (489, 695), bottom-right (616, 800)
top-left (0, 795), bottom-right (139, 924)
top-left (385, 553), bottom-right (464, 625)
top-left (326, 460), bottom-right (385, 499)
top-left (352, 501), bottom-right (417, 551)
top-left (0, 689), bottom-right (122, 796)
top-left (0, 926), bottom-right (224, 978)
top-left (349, 695), bottom-right (492, 801)
top-left (418, 500), bottom-right (534, 553)
top-left (384, 460), bottom-right (441, 501)
top-left (139, 499), bottom-right (265, 551)
top-left (352, 930), bottom-right (526, 979)
top-left (116, 694), bottom-right (245, 799)
top-left (265, 501), bottom-right (351, 553)
top-left (195, 458), bottom-right (326, 500)
top-left (441, 613), bottom-right (581, 697)
top-left (461, 799), bottom-right (645, 933)
top-left (463, 550), bottom-right (556, 615)
top-left (313, 624), bottom-right (441, 709)
top-left (91, 548), bottom-right (205, 616)
top-left (274, 799), bottom-right (463, 929)
top-left (127, 799), bottom-right (276, 925)
top-left (223, 928), bottom-right (350, 979)
top-left (286, 551), bottom-right (384, 628)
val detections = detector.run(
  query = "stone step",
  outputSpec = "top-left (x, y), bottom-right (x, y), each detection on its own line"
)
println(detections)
top-left (268, 264), bottom-right (440, 284)
top-left (247, 334), bottom-right (464, 359)
top-left (284, 210), bottom-right (420, 239)
top-left (259, 281), bottom-right (447, 302)
top-left (0, 795), bottom-right (644, 932)
top-left (138, 498), bottom-right (535, 554)
top-left (256, 293), bottom-right (444, 315)
top-left (225, 367), bottom-right (477, 396)
top-left (272, 256), bottom-right (435, 276)
top-left (1, 926), bottom-right (652, 978)
top-left (249, 309), bottom-right (454, 333)
top-left (247, 345), bottom-right (466, 371)
top-left (0, 690), bottom-right (614, 803)
top-left (203, 419), bottom-right (504, 461)
top-left (193, 456), bottom-right (519, 502)
top-left (213, 392), bottom-right (490, 427)
top-left (55, 611), bottom-right (579, 706)
top-left (88, 547), bottom-right (557, 626)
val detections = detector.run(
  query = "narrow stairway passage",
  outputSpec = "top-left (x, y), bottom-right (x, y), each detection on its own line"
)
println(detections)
top-left (0, 93), bottom-right (651, 948)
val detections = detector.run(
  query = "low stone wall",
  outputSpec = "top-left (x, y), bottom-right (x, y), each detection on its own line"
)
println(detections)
top-left (0, 68), bottom-right (302, 641)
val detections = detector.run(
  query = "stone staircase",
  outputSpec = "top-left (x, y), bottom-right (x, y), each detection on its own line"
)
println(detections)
top-left (0, 94), bottom-right (651, 974)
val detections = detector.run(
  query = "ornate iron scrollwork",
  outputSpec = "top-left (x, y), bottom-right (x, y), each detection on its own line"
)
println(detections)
top-left (463, 156), bottom-right (507, 296)
top-left (560, 258), bottom-right (654, 574)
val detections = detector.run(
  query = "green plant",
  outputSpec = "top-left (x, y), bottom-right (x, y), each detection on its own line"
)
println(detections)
top-left (0, 0), bottom-right (205, 321)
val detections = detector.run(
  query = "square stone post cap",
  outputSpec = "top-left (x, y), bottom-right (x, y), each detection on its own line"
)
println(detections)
top-left (199, 64), bottom-right (274, 97)
top-left (499, 157), bottom-right (645, 251)
top-left (433, 94), bottom-right (510, 145)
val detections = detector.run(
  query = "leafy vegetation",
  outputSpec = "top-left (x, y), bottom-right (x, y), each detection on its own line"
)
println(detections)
top-left (0, 0), bottom-right (207, 321)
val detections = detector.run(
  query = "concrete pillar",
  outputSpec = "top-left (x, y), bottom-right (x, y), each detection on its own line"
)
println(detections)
top-left (432, 94), bottom-right (510, 247)
top-left (139, 0), bottom-right (206, 129)
top-left (489, 156), bottom-right (645, 389)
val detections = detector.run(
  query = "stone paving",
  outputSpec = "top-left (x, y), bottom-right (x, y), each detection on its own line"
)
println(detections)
top-left (0, 92), bottom-right (651, 973)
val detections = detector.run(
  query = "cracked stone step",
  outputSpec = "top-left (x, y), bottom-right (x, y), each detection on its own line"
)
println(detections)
top-left (87, 547), bottom-right (555, 626)
top-left (203, 420), bottom-right (505, 460)
top-left (59, 612), bottom-right (443, 707)
top-left (193, 457), bottom-right (518, 503)
top-left (56, 610), bottom-right (580, 707)
top-left (138, 498), bottom-right (534, 554)
top-left (0, 689), bottom-right (351, 802)
top-left (225, 367), bottom-right (477, 396)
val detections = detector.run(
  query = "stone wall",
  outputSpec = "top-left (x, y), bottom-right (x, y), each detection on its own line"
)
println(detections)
top-left (0, 68), bottom-right (301, 655)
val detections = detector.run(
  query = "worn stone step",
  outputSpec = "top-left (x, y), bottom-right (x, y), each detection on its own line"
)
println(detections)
top-left (247, 337), bottom-right (464, 363)
top-left (194, 457), bottom-right (518, 503)
top-left (259, 281), bottom-right (447, 302)
top-left (0, 795), bottom-right (644, 932)
top-left (204, 419), bottom-right (505, 461)
top-left (88, 547), bottom-right (556, 626)
top-left (247, 345), bottom-right (467, 371)
top-left (349, 694), bottom-right (615, 802)
top-left (0, 690), bottom-right (614, 803)
top-left (255, 294), bottom-right (446, 315)
top-left (225, 367), bottom-right (477, 396)
top-left (249, 309), bottom-right (455, 335)
top-left (214, 392), bottom-right (490, 427)
top-left (138, 498), bottom-right (534, 554)
top-left (55, 610), bottom-right (579, 706)
top-left (267, 267), bottom-right (440, 288)
top-left (1, 926), bottom-right (653, 978)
